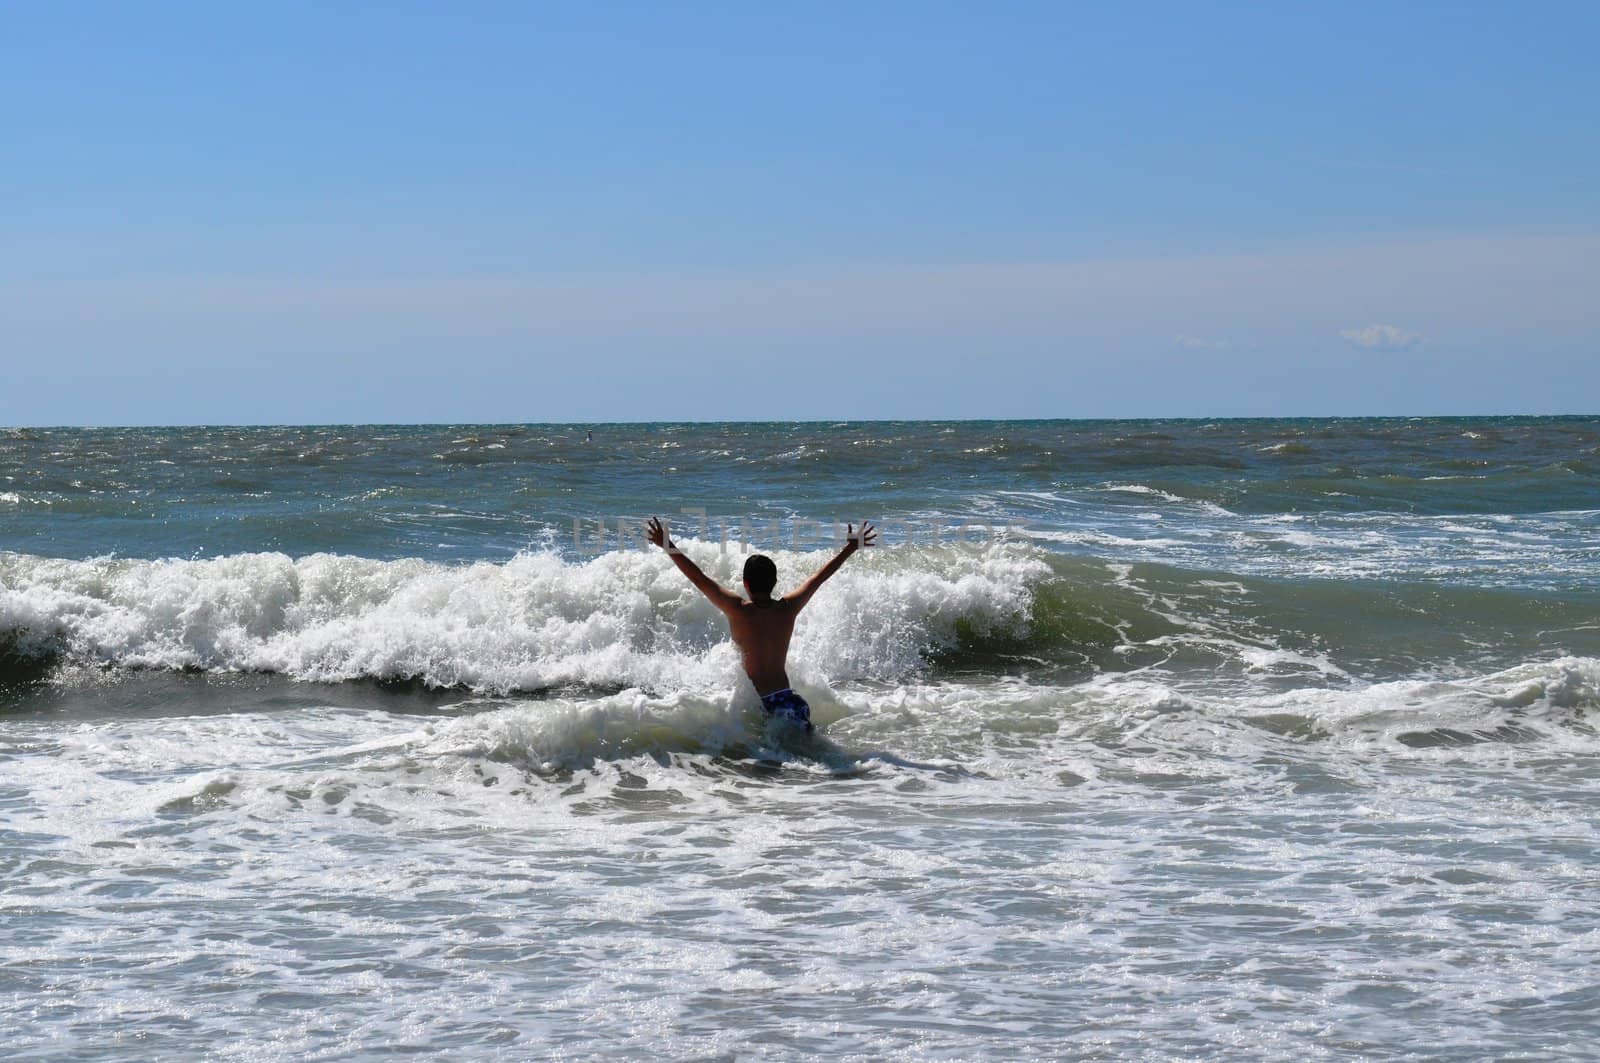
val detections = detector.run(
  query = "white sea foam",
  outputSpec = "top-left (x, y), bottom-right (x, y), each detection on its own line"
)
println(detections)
top-left (6, 653), bottom-right (1600, 1058)
top-left (0, 541), bottom-right (1047, 693)
top-left (1058, 656), bottom-right (1600, 762)
top-left (393, 657), bottom-right (1600, 786)
top-left (414, 689), bottom-right (777, 770)
top-left (1094, 482), bottom-right (1235, 517)
top-left (437, 654), bottom-right (1600, 779)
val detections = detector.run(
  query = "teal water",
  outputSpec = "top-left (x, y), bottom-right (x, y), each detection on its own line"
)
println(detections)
top-left (3, 418), bottom-right (1599, 1059)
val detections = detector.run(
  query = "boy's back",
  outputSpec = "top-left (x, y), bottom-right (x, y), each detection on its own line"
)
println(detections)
top-left (724, 597), bottom-right (802, 696)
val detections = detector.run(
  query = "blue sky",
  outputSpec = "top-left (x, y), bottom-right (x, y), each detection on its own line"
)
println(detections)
top-left (2, 1), bottom-right (1595, 424)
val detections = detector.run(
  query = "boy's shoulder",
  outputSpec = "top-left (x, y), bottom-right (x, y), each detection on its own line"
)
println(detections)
top-left (732, 597), bottom-right (800, 618)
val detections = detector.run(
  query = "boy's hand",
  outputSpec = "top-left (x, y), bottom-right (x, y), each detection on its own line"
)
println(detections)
top-left (646, 516), bottom-right (673, 551)
top-left (845, 521), bottom-right (877, 552)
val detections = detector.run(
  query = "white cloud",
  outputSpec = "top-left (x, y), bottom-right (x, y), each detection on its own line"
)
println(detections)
top-left (1174, 334), bottom-right (1231, 350)
top-left (1341, 323), bottom-right (1422, 351)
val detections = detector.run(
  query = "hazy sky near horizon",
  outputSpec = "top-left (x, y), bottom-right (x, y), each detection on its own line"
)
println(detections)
top-left (3, 1), bottom-right (1596, 424)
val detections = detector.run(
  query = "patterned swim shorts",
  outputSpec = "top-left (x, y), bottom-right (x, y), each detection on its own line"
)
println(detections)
top-left (759, 687), bottom-right (814, 734)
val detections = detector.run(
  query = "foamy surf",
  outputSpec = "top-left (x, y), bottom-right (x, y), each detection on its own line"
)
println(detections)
top-left (412, 688), bottom-right (847, 771)
top-left (0, 541), bottom-right (1046, 692)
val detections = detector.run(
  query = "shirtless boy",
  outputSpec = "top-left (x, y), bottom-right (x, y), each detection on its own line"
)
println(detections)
top-left (645, 516), bottom-right (877, 733)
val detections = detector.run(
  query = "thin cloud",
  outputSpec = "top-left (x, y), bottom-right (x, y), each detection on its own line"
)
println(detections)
top-left (1341, 323), bottom-right (1422, 351)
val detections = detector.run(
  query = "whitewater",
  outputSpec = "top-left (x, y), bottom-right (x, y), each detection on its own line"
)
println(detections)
top-left (3, 419), bottom-right (1599, 1059)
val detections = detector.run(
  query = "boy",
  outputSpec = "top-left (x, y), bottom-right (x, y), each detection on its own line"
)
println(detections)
top-left (645, 516), bottom-right (876, 732)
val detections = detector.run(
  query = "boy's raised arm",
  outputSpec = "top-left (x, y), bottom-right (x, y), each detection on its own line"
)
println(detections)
top-left (647, 516), bottom-right (741, 614)
top-left (788, 521), bottom-right (876, 611)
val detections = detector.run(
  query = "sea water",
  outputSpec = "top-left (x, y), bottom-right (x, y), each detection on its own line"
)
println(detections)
top-left (2, 419), bottom-right (1598, 1059)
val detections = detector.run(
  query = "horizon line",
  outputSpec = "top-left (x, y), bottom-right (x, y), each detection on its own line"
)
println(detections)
top-left (7, 411), bottom-right (1598, 432)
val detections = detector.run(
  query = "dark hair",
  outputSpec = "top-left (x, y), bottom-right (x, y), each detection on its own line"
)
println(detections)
top-left (743, 554), bottom-right (777, 597)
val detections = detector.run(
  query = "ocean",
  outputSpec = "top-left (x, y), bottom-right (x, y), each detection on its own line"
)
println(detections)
top-left (3, 417), bottom-right (1598, 1059)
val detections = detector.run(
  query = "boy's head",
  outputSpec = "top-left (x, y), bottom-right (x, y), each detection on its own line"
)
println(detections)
top-left (743, 554), bottom-right (777, 598)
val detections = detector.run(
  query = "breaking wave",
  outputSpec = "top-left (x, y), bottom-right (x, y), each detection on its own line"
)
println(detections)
top-left (5, 539), bottom-right (1597, 697)
top-left (0, 542), bottom-right (1046, 693)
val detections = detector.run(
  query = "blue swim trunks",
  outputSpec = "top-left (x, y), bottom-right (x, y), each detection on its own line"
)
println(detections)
top-left (760, 688), bottom-right (814, 734)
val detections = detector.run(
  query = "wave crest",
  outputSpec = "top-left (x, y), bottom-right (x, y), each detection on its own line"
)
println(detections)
top-left (0, 542), bottom-right (1047, 693)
